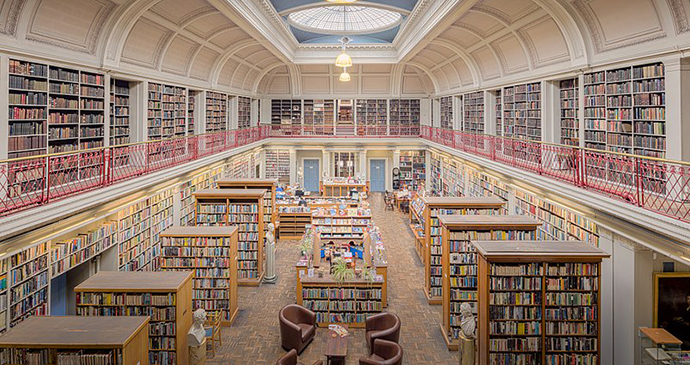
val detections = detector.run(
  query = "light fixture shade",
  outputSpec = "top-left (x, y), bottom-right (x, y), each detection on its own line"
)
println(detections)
top-left (339, 71), bottom-right (351, 82)
top-left (335, 52), bottom-right (352, 68)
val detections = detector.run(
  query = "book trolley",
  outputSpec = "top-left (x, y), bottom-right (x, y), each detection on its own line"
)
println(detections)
top-left (216, 178), bottom-right (277, 237)
top-left (193, 189), bottom-right (266, 285)
top-left (475, 240), bottom-right (609, 365)
top-left (74, 271), bottom-right (193, 365)
top-left (0, 316), bottom-right (149, 365)
top-left (438, 215), bottom-right (541, 350)
top-left (160, 226), bottom-right (238, 325)
top-left (409, 196), bottom-right (506, 304)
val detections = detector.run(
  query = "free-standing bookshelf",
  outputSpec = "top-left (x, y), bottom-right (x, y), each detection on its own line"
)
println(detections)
top-left (160, 226), bottom-right (238, 325)
top-left (74, 271), bottom-right (193, 365)
top-left (193, 189), bottom-right (265, 285)
top-left (438, 215), bottom-right (541, 350)
top-left (0, 316), bottom-right (149, 365)
top-left (475, 240), bottom-right (609, 365)
top-left (410, 197), bottom-right (506, 304)
top-left (216, 178), bottom-right (277, 237)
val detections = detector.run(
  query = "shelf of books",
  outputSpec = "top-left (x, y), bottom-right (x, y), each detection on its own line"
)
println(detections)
top-left (430, 152), bottom-right (442, 194)
top-left (438, 215), bottom-right (540, 350)
top-left (495, 90), bottom-right (502, 137)
top-left (50, 221), bottom-right (118, 278)
top-left (356, 99), bottom-right (387, 134)
top-left (110, 79), bottom-right (130, 146)
top-left (584, 70), bottom-right (606, 151)
top-left (297, 280), bottom-right (384, 328)
top-left (193, 189), bottom-right (265, 285)
top-left (75, 271), bottom-right (193, 365)
top-left (216, 178), bottom-right (277, 237)
top-left (440, 96), bottom-right (453, 130)
top-left (187, 91), bottom-right (196, 135)
top-left (303, 99), bottom-right (335, 134)
top-left (271, 99), bottom-right (302, 125)
top-left (0, 316), bottom-right (149, 365)
top-left (389, 99), bottom-right (420, 128)
top-left (502, 86), bottom-right (514, 137)
top-left (396, 150), bottom-right (426, 191)
top-left (466, 170), bottom-right (510, 214)
top-left (164, 85), bottom-right (186, 139)
top-left (511, 82), bottom-right (542, 141)
top-left (265, 149), bottom-right (290, 183)
top-left (475, 240), bottom-right (609, 365)
top-left (409, 196), bottom-right (427, 262)
top-left (147, 82), bottom-right (163, 140)
top-left (414, 197), bottom-right (506, 305)
top-left (463, 91), bottom-right (484, 134)
top-left (205, 91), bottom-right (227, 133)
top-left (8, 59), bottom-right (49, 159)
top-left (560, 78), bottom-right (579, 146)
top-left (9, 241), bottom-right (49, 329)
top-left (277, 207), bottom-right (312, 239)
top-left (311, 208), bottom-right (372, 241)
top-left (238, 96), bottom-right (251, 129)
top-left (513, 187), bottom-right (599, 246)
top-left (178, 166), bottom-right (225, 226)
top-left (161, 226), bottom-right (238, 325)
top-left (441, 157), bottom-right (464, 197)
top-left (230, 153), bottom-right (251, 178)
top-left (0, 258), bottom-right (8, 333)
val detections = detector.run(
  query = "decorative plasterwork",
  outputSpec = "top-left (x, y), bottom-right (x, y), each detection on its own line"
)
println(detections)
top-left (0, 0), bottom-right (25, 36)
top-left (667, 0), bottom-right (690, 35)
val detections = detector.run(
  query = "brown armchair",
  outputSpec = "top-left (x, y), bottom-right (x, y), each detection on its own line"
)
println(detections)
top-left (275, 349), bottom-right (323, 365)
top-left (279, 304), bottom-right (317, 354)
top-left (359, 339), bottom-right (403, 365)
top-left (365, 313), bottom-right (401, 353)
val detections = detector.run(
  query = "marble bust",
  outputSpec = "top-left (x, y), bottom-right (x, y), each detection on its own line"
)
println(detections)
top-left (187, 308), bottom-right (207, 347)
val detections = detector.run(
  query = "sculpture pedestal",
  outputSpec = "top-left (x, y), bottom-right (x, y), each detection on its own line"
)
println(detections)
top-left (264, 243), bottom-right (277, 284)
top-left (189, 338), bottom-right (207, 365)
top-left (458, 334), bottom-right (474, 365)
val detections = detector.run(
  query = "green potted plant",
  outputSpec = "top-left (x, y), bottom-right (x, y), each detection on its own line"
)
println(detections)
top-left (331, 258), bottom-right (355, 283)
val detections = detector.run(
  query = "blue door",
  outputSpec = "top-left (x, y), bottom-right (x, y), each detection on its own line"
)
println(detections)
top-left (303, 159), bottom-right (320, 192)
top-left (370, 159), bottom-right (385, 192)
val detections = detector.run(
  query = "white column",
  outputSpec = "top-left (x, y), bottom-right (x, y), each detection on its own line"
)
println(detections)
top-left (289, 149), bottom-right (297, 186)
top-left (322, 150), bottom-right (330, 180)
top-left (578, 74), bottom-right (585, 148)
top-left (485, 90), bottom-right (495, 135)
top-left (542, 80), bottom-right (558, 143)
top-left (664, 57), bottom-right (690, 162)
top-left (359, 149), bottom-right (368, 180)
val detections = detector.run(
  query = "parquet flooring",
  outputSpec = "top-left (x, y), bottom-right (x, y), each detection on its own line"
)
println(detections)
top-left (208, 193), bottom-right (458, 364)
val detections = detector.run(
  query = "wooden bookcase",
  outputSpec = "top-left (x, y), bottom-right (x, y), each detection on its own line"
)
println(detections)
top-left (409, 197), bottom-right (506, 304)
top-left (271, 99), bottom-right (302, 125)
top-left (51, 221), bottom-right (118, 277)
top-left (161, 226), bottom-right (238, 325)
top-left (0, 316), bottom-right (149, 365)
top-left (216, 178), bottom-right (277, 236)
top-left (193, 189), bottom-right (265, 285)
top-left (9, 241), bottom-right (49, 329)
top-left (320, 182), bottom-right (369, 197)
top-left (438, 215), bottom-right (541, 350)
top-left (475, 240), bottom-right (609, 365)
top-left (110, 78), bottom-right (130, 145)
top-left (277, 210), bottom-right (312, 239)
top-left (463, 91), bottom-right (484, 134)
top-left (74, 271), bottom-right (193, 365)
top-left (440, 96), bottom-right (453, 129)
top-left (238, 96), bottom-right (251, 129)
top-left (396, 150), bottom-right (426, 191)
top-left (312, 211), bottom-right (372, 241)
top-left (560, 78), bottom-right (579, 146)
top-left (205, 91), bottom-right (227, 132)
top-left (389, 99), bottom-right (420, 128)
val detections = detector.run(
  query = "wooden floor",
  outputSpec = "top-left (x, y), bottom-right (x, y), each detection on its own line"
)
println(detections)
top-left (208, 194), bottom-right (459, 364)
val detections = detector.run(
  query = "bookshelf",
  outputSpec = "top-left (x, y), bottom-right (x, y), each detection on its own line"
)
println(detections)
top-left (503, 87), bottom-right (514, 137)
top-left (271, 99), bottom-right (302, 125)
top-left (560, 78), bottom-right (579, 146)
top-left (75, 271), bottom-right (192, 365)
top-left (297, 279), bottom-right (384, 328)
top-left (476, 240), bottom-right (609, 365)
top-left (303, 99), bottom-right (335, 134)
top-left (8, 59), bottom-right (48, 159)
top-left (466, 170), bottom-right (510, 215)
top-left (206, 91), bottom-right (227, 132)
top-left (110, 79), bottom-right (130, 146)
top-left (50, 221), bottom-right (118, 277)
top-left (0, 257), bottom-right (8, 333)
top-left (311, 210), bottom-right (372, 241)
top-left (193, 189), bottom-right (265, 285)
top-left (463, 91), bottom-right (484, 134)
top-left (265, 149), bottom-right (290, 183)
top-left (160, 226), bottom-right (238, 325)
top-left (441, 157), bottom-right (464, 197)
top-left (495, 90), bottom-right (502, 137)
top-left (396, 150), bottom-right (426, 191)
top-left (410, 197), bottom-right (506, 304)
top-left (187, 91), bottom-right (196, 135)
top-left (429, 152), bottom-right (442, 193)
top-left (438, 215), bottom-right (541, 350)
top-left (277, 208), bottom-right (312, 239)
top-left (9, 241), bottom-right (49, 329)
top-left (389, 99), bottom-right (421, 128)
top-left (147, 82), bottom-right (162, 139)
top-left (238, 96), bottom-right (251, 129)
top-left (440, 96), bottom-right (453, 129)
top-left (216, 178), bottom-right (277, 238)
top-left (0, 316), bottom-right (149, 365)
top-left (356, 99), bottom-right (387, 134)
top-left (165, 85), bottom-right (186, 139)
top-left (178, 167), bottom-right (224, 226)
top-left (509, 82), bottom-right (542, 141)
top-left (584, 71), bottom-right (606, 151)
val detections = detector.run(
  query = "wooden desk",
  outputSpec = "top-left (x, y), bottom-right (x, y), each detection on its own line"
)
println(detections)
top-left (325, 325), bottom-right (349, 365)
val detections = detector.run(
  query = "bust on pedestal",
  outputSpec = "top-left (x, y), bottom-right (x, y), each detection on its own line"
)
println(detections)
top-left (187, 308), bottom-right (207, 365)
top-left (264, 223), bottom-right (277, 283)
top-left (458, 303), bottom-right (476, 365)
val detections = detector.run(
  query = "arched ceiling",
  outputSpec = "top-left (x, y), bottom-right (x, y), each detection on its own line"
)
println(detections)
top-left (0, 0), bottom-right (689, 97)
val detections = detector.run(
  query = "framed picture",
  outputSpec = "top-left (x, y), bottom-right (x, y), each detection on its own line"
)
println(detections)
top-left (654, 272), bottom-right (690, 348)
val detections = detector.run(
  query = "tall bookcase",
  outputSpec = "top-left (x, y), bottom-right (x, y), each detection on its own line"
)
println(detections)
top-left (271, 99), bottom-right (302, 125)
top-left (216, 178), bottom-right (277, 238)
top-left (356, 99), bottom-right (387, 133)
top-left (9, 241), bottom-right (49, 330)
top-left (238, 96), bottom-right (251, 129)
top-left (503, 87), bottom-right (514, 137)
top-left (146, 83), bottom-right (185, 140)
top-left (205, 91), bottom-right (227, 132)
top-left (75, 271), bottom-right (192, 365)
top-left (409, 197), bottom-right (506, 304)
top-left (438, 215), bottom-right (541, 350)
top-left (147, 82), bottom-right (162, 139)
top-left (193, 189), bottom-right (265, 285)
top-left (8, 59), bottom-right (48, 158)
top-left (440, 96), bottom-right (453, 130)
top-left (50, 221), bottom-right (118, 277)
top-left (110, 79), bottom-right (130, 145)
top-left (463, 91), bottom-right (484, 134)
top-left (495, 90), bottom-right (502, 137)
top-left (303, 99), bottom-right (335, 133)
top-left (584, 71), bottom-right (606, 150)
top-left (178, 166), bottom-right (225, 226)
top-left (265, 149), bottom-right (290, 182)
top-left (187, 91), bottom-right (196, 135)
top-left (559, 78), bottom-right (579, 146)
top-left (389, 99), bottom-right (421, 128)
top-left (0, 316), bottom-right (149, 365)
top-left (396, 150), bottom-right (425, 191)
top-left (504, 82), bottom-right (541, 141)
top-left (476, 240), bottom-right (609, 365)
top-left (161, 226), bottom-right (238, 325)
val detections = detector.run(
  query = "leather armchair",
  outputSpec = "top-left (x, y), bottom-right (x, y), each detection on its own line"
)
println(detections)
top-left (365, 313), bottom-right (401, 353)
top-left (279, 304), bottom-right (317, 354)
top-left (359, 339), bottom-right (403, 365)
top-left (275, 349), bottom-right (323, 365)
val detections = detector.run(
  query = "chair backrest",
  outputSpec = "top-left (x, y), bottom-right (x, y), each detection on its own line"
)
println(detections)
top-left (276, 349), bottom-right (298, 365)
top-left (373, 339), bottom-right (403, 363)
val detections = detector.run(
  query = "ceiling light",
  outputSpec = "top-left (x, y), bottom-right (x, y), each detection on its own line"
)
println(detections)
top-left (339, 69), bottom-right (351, 82)
top-left (335, 36), bottom-right (352, 68)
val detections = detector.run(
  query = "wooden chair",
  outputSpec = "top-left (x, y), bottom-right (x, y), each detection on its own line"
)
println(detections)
top-left (384, 194), bottom-right (395, 211)
top-left (205, 310), bottom-right (223, 357)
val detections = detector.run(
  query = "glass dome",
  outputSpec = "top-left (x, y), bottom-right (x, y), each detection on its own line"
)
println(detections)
top-left (287, 6), bottom-right (403, 35)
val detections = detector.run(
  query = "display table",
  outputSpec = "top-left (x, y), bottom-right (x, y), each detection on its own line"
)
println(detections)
top-left (320, 181), bottom-right (369, 197)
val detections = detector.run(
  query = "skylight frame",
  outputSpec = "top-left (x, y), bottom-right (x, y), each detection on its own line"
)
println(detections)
top-left (287, 5), bottom-right (403, 35)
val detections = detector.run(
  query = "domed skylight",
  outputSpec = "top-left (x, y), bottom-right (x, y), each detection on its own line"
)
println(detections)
top-left (287, 6), bottom-right (403, 35)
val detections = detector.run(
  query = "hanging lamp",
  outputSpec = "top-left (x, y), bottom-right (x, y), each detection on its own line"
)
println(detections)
top-left (339, 67), bottom-right (351, 82)
top-left (334, 6), bottom-right (352, 68)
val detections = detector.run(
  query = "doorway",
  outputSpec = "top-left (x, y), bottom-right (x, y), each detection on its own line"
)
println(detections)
top-left (303, 159), bottom-right (320, 192)
top-left (369, 159), bottom-right (386, 192)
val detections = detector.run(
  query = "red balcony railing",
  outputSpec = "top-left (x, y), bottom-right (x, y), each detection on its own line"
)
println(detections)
top-left (421, 125), bottom-right (690, 224)
top-left (0, 126), bottom-right (269, 217)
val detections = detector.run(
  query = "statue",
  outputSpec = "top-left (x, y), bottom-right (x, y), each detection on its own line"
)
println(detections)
top-left (264, 223), bottom-right (277, 283)
top-left (458, 303), bottom-right (475, 365)
top-left (187, 308), bottom-right (207, 364)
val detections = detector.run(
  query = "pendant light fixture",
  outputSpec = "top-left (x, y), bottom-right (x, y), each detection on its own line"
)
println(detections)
top-left (339, 67), bottom-right (351, 82)
top-left (334, 5), bottom-right (352, 68)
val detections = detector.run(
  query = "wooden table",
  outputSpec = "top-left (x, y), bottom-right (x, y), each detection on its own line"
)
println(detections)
top-left (395, 195), bottom-right (410, 211)
top-left (325, 324), bottom-right (349, 365)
